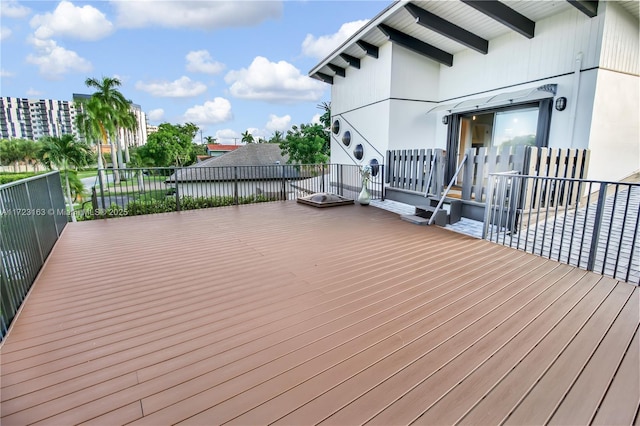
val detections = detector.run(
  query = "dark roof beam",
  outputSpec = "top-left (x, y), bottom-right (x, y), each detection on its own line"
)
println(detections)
top-left (461, 0), bottom-right (535, 39)
top-left (327, 63), bottom-right (346, 77)
top-left (339, 53), bottom-right (361, 69)
top-left (356, 40), bottom-right (379, 58)
top-left (405, 3), bottom-right (488, 54)
top-left (313, 72), bottom-right (333, 85)
top-left (378, 24), bottom-right (453, 67)
top-left (567, 0), bottom-right (598, 17)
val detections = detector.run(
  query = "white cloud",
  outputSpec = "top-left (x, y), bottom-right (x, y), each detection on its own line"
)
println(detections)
top-left (26, 37), bottom-right (92, 80)
top-left (0, 68), bottom-right (15, 78)
top-left (135, 76), bottom-right (207, 98)
top-left (26, 88), bottom-right (43, 96)
top-left (186, 50), bottom-right (225, 75)
top-left (266, 114), bottom-right (291, 132)
top-left (225, 56), bottom-right (326, 103)
top-left (147, 108), bottom-right (164, 122)
top-left (113, 1), bottom-right (282, 30)
top-left (30, 1), bottom-right (113, 41)
top-left (311, 113), bottom-right (322, 125)
top-left (183, 97), bottom-right (233, 125)
top-left (214, 128), bottom-right (241, 145)
top-left (1, 26), bottom-right (12, 41)
top-left (0, 1), bottom-right (31, 19)
top-left (302, 20), bottom-right (368, 59)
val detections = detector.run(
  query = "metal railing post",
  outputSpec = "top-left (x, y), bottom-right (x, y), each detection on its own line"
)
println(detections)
top-left (174, 167), bottom-right (181, 212)
top-left (234, 166), bottom-right (239, 205)
top-left (587, 182), bottom-right (607, 272)
top-left (321, 164), bottom-right (325, 193)
top-left (281, 165), bottom-right (286, 200)
top-left (381, 165), bottom-right (385, 201)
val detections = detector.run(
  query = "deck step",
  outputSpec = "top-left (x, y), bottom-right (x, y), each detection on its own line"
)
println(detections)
top-left (400, 214), bottom-right (431, 225)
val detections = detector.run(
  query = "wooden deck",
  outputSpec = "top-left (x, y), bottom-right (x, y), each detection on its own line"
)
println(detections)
top-left (1, 202), bottom-right (638, 425)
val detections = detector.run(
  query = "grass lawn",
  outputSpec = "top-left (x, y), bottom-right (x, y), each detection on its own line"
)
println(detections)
top-left (76, 169), bottom-right (98, 179)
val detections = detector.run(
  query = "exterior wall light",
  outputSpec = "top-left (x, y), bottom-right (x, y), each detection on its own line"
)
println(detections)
top-left (442, 115), bottom-right (449, 125)
top-left (555, 97), bottom-right (567, 111)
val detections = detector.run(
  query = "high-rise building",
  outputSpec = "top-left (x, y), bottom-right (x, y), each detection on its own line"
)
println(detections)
top-left (1, 95), bottom-right (149, 151)
top-left (0, 96), bottom-right (78, 140)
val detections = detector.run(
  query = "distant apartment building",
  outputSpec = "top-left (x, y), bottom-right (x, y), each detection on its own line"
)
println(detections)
top-left (0, 95), bottom-right (149, 152)
top-left (0, 96), bottom-right (78, 140)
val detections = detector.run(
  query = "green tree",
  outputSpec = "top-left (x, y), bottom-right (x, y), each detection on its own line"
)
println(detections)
top-left (268, 131), bottom-right (284, 144)
top-left (241, 130), bottom-right (255, 144)
top-left (204, 136), bottom-right (217, 144)
top-left (137, 122), bottom-right (200, 167)
top-left (38, 135), bottom-right (91, 222)
top-left (279, 123), bottom-right (329, 165)
top-left (84, 76), bottom-right (132, 183)
top-left (19, 139), bottom-right (42, 172)
top-left (0, 139), bottom-right (29, 171)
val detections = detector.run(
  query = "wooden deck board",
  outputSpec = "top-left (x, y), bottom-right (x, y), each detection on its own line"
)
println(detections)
top-left (1, 202), bottom-right (637, 425)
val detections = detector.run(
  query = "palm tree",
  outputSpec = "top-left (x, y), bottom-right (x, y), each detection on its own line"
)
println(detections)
top-left (0, 139), bottom-right (24, 172)
top-left (204, 136), bottom-right (217, 144)
top-left (269, 130), bottom-right (284, 144)
top-left (19, 139), bottom-right (41, 172)
top-left (241, 130), bottom-right (255, 144)
top-left (75, 96), bottom-right (112, 186)
top-left (84, 76), bottom-right (132, 183)
top-left (38, 135), bottom-right (91, 222)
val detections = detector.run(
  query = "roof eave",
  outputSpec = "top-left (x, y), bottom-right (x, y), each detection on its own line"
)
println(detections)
top-left (308, 0), bottom-right (406, 78)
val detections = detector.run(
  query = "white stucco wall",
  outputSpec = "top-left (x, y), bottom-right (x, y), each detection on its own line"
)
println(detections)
top-left (587, 70), bottom-right (640, 181)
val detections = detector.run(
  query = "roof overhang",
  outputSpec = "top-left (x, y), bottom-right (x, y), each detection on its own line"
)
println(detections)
top-left (309, 1), bottom-right (596, 84)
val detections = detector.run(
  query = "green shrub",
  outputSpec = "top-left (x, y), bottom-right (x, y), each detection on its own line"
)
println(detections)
top-left (77, 193), bottom-right (277, 220)
top-left (0, 172), bottom-right (44, 184)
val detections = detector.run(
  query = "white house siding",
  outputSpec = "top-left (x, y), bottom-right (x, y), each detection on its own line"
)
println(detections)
top-left (387, 44), bottom-right (440, 151)
top-left (332, 43), bottom-right (393, 113)
top-left (599, 1), bottom-right (639, 75)
top-left (437, 8), bottom-right (603, 99)
top-left (587, 70), bottom-right (639, 181)
top-left (585, 2), bottom-right (640, 181)
top-left (327, 3), bottom-right (638, 182)
top-left (331, 43), bottom-right (393, 167)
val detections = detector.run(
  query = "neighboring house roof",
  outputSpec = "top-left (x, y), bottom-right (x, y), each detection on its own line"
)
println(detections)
top-left (168, 143), bottom-right (308, 182)
top-left (206, 144), bottom-right (240, 152)
top-left (309, 1), bottom-right (639, 84)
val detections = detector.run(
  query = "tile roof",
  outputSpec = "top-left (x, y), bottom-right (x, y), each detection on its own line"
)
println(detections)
top-left (206, 144), bottom-right (240, 151)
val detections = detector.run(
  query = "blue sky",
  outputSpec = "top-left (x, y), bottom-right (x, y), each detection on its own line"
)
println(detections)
top-left (0, 0), bottom-right (388, 143)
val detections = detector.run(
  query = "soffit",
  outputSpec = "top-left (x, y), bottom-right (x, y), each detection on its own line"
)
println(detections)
top-left (309, 0), bottom-right (584, 81)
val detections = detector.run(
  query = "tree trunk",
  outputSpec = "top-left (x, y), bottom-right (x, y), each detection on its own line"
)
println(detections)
top-left (124, 130), bottom-right (131, 163)
top-left (96, 145), bottom-right (107, 194)
top-left (110, 138), bottom-right (120, 184)
top-left (63, 167), bottom-right (77, 223)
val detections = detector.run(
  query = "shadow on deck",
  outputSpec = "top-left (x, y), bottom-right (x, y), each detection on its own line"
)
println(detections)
top-left (1, 202), bottom-right (638, 425)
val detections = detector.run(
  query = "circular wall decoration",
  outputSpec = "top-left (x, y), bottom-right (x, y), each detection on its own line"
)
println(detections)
top-left (332, 120), bottom-right (340, 135)
top-left (353, 144), bottom-right (364, 161)
top-left (369, 158), bottom-right (380, 177)
top-left (342, 131), bottom-right (351, 146)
